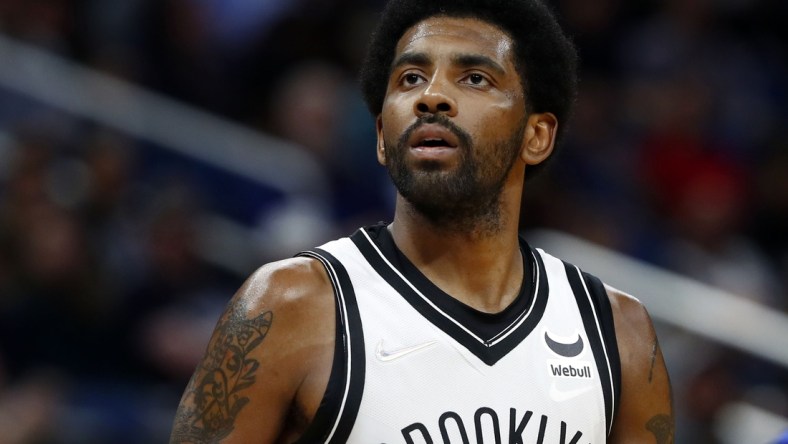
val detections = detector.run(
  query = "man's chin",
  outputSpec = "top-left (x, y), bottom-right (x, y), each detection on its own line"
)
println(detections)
top-left (407, 158), bottom-right (459, 174)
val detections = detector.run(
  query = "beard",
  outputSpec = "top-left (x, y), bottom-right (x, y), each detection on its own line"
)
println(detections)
top-left (384, 114), bottom-right (526, 235)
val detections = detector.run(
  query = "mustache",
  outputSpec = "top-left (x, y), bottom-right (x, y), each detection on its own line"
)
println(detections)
top-left (397, 114), bottom-right (472, 149)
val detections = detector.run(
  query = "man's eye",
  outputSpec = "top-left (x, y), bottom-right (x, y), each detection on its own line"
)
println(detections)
top-left (403, 73), bottom-right (423, 85)
top-left (465, 73), bottom-right (488, 85)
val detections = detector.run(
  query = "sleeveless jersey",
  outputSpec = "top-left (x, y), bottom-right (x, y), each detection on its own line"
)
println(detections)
top-left (296, 225), bottom-right (621, 444)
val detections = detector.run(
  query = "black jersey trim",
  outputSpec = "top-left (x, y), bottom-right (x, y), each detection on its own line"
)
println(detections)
top-left (350, 226), bottom-right (549, 366)
top-left (563, 262), bottom-right (621, 436)
top-left (295, 249), bottom-right (365, 443)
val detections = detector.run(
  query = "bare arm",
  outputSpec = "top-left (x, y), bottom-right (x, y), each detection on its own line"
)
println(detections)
top-left (607, 286), bottom-right (674, 444)
top-left (169, 257), bottom-right (336, 443)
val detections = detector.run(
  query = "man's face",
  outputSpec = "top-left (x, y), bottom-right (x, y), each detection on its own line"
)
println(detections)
top-left (377, 16), bottom-right (529, 228)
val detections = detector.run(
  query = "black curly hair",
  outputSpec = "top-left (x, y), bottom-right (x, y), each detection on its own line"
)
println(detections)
top-left (359, 0), bottom-right (578, 178)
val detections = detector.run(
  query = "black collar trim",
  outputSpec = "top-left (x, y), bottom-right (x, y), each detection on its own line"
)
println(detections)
top-left (350, 224), bottom-right (548, 366)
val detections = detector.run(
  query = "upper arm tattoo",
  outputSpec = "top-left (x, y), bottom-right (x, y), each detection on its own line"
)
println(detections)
top-left (645, 334), bottom-right (674, 443)
top-left (170, 305), bottom-right (273, 443)
top-left (646, 414), bottom-right (674, 444)
top-left (648, 338), bottom-right (658, 383)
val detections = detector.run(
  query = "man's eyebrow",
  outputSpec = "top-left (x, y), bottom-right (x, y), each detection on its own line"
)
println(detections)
top-left (391, 52), bottom-right (432, 71)
top-left (452, 53), bottom-right (506, 76)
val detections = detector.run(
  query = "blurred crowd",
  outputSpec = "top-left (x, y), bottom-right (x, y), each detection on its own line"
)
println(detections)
top-left (0, 0), bottom-right (786, 442)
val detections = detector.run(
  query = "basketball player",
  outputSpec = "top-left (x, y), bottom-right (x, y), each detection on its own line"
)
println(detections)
top-left (169, 0), bottom-right (673, 442)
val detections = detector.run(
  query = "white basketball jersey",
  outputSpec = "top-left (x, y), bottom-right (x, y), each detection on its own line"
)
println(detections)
top-left (296, 225), bottom-right (620, 444)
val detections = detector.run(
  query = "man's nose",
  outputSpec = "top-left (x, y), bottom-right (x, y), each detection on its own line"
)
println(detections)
top-left (414, 77), bottom-right (458, 117)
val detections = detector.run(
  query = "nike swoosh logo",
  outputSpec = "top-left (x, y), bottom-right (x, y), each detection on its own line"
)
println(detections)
top-left (544, 331), bottom-right (584, 358)
top-left (549, 382), bottom-right (595, 402)
top-left (375, 340), bottom-right (437, 362)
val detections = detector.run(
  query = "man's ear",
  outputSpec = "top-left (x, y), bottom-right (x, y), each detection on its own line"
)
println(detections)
top-left (376, 115), bottom-right (387, 165)
top-left (520, 112), bottom-right (557, 165)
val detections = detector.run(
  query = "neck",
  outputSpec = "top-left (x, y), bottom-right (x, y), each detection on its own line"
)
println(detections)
top-left (389, 184), bottom-right (524, 313)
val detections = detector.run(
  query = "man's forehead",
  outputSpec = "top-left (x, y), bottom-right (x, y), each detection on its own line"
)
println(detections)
top-left (394, 16), bottom-right (515, 63)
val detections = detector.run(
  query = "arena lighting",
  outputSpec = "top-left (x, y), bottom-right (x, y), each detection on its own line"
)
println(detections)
top-left (0, 33), bottom-right (330, 201)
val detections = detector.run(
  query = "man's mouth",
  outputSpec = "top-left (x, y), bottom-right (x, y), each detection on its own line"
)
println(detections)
top-left (408, 124), bottom-right (460, 150)
top-left (415, 137), bottom-right (455, 149)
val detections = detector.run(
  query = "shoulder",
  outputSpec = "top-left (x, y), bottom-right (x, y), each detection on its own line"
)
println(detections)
top-left (207, 255), bottom-right (337, 396)
top-left (224, 256), bottom-right (337, 357)
top-left (602, 284), bottom-right (659, 373)
top-left (207, 255), bottom-right (336, 370)
top-left (604, 285), bottom-right (656, 351)
top-left (238, 256), bottom-right (334, 306)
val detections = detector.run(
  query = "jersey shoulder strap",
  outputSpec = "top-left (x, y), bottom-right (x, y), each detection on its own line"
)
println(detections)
top-left (295, 242), bottom-right (366, 443)
top-left (559, 257), bottom-right (622, 436)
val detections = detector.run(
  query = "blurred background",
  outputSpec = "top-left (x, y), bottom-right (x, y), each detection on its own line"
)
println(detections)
top-left (0, 0), bottom-right (786, 442)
